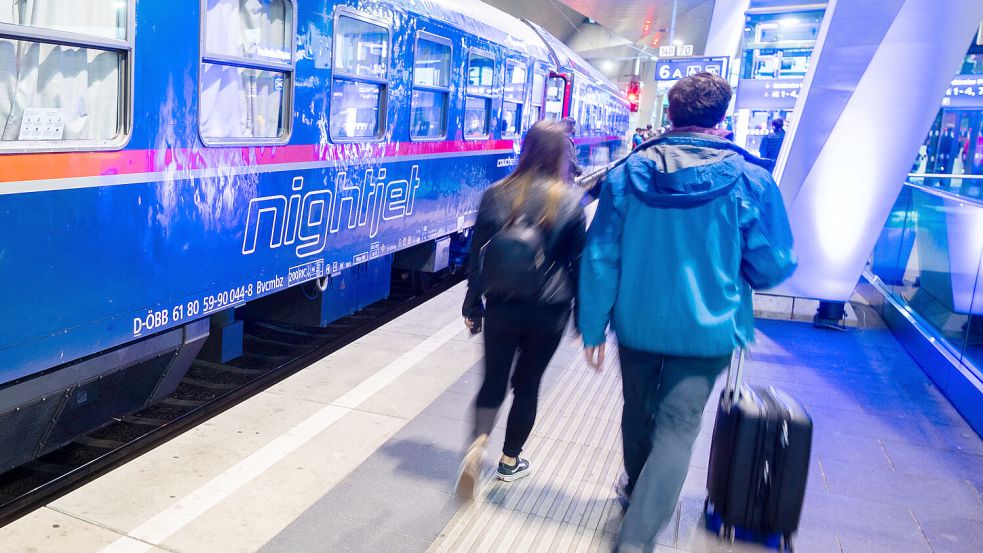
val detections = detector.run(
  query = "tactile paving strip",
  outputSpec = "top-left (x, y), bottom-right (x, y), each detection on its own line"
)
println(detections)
top-left (429, 341), bottom-right (625, 553)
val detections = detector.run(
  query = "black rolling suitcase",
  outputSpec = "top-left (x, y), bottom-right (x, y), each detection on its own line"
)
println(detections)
top-left (704, 349), bottom-right (813, 552)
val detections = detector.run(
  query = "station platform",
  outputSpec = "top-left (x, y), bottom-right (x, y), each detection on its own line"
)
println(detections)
top-left (2, 284), bottom-right (982, 553)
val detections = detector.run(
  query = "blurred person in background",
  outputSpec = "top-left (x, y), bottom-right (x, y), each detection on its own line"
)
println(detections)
top-left (562, 117), bottom-right (584, 181)
top-left (758, 117), bottom-right (786, 162)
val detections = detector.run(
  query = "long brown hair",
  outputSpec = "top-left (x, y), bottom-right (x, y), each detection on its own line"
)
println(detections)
top-left (499, 120), bottom-right (571, 226)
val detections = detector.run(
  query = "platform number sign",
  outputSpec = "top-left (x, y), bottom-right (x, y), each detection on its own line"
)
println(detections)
top-left (656, 56), bottom-right (729, 83)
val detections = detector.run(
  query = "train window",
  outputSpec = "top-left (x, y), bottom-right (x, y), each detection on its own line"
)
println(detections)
top-left (330, 80), bottom-right (384, 139)
top-left (545, 76), bottom-right (564, 121)
top-left (0, 0), bottom-right (127, 40)
top-left (531, 73), bottom-right (546, 105)
top-left (334, 15), bottom-right (388, 80)
top-left (464, 97), bottom-right (489, 138)
top-left (200, 0), bottom-right (296, 145)
top-left (504, 61), bottom-right (526, 102)
top-left (411, 35), bottom-right (451, 140)
top-left (204, 0), bottom-right (291, 63)
top-left (465, 50), bottom-right (495, 139)
top-left (501, 61), bottom-right (524, 138)
top-left (501, 101), bottom-right (520, 137)
top-left (468, 51), bottom-right (495, 96)
top-left (413, 36), bottom-right (450, 87)
top-left (0, 0), bottom-right (132, 152)
top-left (523, 72), bottom-right (545, 132)
top-left (330, 13), bottom-right (390, 141)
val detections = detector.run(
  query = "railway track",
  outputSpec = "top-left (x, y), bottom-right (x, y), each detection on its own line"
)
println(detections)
top-left (0, 270), bottom-right (463, 528)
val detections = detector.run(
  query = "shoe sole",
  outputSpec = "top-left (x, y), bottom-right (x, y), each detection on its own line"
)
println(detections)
top-left (455, 436), bottom-right (487, 499)
top-left (496, 466), bottom-right (533, 482)
top-left (455, 461), bottom-right (478, 498)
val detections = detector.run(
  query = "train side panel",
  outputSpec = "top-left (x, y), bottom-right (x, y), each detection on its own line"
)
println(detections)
top-left (0, 0), bottom-right (531, 384)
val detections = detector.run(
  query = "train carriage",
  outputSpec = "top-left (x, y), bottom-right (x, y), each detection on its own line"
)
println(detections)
top-left (0, 0), bottom-right (628, 474)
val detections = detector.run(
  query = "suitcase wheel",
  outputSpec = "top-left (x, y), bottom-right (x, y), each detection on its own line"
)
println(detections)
top-left (780, 533), bottom-right (794, 552)
top-left (717, 524), bottom-right (736, 543)
top-left (702, 497), bottom-right (709, 515)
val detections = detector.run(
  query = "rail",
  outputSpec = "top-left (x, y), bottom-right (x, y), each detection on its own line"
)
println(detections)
top-left (906, 180), bottom-right (983, 209)
top-left (907, 173), bottom-right (983, 180)
top-left (575, 159), bottom-right (622, 192)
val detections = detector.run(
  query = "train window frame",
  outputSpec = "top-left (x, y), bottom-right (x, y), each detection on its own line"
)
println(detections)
top-left (523, 70), bottom-right (546, 131)
top-left (500, 59), bottom-right (525, 139)
top-left (409, 31), bottom-right (452, 143)
top-left (464, 48), bottom-right (496, 141)
top-left (198, 0), bottom-right (297, 147)
top-left (500, 100), bottom-right (521, 139)
top-left (0, 1), bottom-right (135, 154)
top-left (503, 60), bottom-right (526, 102)
top-left (329, 10), bottom-right (391, 143)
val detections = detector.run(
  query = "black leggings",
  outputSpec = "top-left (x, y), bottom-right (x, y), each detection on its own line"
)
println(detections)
top-left (475, 302), bottom-right (569, 458)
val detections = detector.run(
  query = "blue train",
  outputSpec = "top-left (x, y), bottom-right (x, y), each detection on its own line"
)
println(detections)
top-left (0, 0), bottom-right (628, 473)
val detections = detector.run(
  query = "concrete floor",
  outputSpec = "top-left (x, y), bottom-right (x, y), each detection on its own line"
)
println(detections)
top-left (262, 289), bottom-right (983, 553)
top-left (2, 284), bottom-right (981, 553)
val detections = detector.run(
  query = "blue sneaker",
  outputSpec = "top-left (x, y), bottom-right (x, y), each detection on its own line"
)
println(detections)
top-left (496, 457), bottom-right (531, 482)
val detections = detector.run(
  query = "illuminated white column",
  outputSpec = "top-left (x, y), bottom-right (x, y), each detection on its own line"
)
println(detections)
top-left (703, 0), bottom-right (750, 59)
top-left (772, 0), bottom-right (983, 301)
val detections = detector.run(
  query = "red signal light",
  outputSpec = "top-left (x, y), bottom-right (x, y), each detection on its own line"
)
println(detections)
top-left (627, 79), bottom-right (641, 113)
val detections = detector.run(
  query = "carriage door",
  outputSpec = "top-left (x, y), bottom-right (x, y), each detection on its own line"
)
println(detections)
top-left (545, 72), bottom-right (569, 121)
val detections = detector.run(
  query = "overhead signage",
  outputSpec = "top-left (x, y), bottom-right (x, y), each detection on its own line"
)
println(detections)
top-left (655, 56), bottom-right (729, 82)
top-left (735, 78), bottom-right (804, 110)
top-left (941, 75), bottom-right (983, 108)
top-left (658, 44), bottom-right (694, 58)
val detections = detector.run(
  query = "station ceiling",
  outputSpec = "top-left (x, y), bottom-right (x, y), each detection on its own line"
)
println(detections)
top-left (483, 0), bottom-right (716, 62)
top-left (560, 0), bottom-right (715, 54)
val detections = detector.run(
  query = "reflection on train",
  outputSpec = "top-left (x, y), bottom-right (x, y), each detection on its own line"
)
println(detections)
top-left (0, 0), bottom-right (629, 475)
top-left (529, 20), bottom-right (630, 171)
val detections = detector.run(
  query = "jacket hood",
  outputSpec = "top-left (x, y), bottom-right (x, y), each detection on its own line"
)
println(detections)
top-left (625, 133), bottom-right (773, 208)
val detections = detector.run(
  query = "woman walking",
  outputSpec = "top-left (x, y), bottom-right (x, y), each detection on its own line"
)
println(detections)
top-left (456, 120), bottom-right (586, 498)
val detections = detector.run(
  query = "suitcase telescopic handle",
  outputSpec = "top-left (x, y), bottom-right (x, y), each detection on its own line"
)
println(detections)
top-left (724, 348), bottom-right (746, 400)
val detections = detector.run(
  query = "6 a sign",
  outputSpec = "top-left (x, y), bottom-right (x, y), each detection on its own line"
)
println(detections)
top-left (656, 56), bottom-right (729, 82)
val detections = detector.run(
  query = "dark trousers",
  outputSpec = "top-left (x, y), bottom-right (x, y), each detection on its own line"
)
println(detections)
top-left (474, 302), bottom-right (569, 458)
top-left (617, 346), bottom-right (730, 553)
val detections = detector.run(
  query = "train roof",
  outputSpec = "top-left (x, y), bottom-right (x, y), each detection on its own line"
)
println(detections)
top-left (399, 0), bottom-right (551, 60)
top-left (393, 1), bottom-right (625, 104)
top-left (522, 20), bottom-right (625, 101)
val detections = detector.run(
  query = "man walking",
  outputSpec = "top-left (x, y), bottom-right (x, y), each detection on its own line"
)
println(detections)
top-left (562, 117), bottom-right (584, 180)
top-left (578, 73), bottom-right (796, 553)
top-left (759, 117), bottom-right (786, 162)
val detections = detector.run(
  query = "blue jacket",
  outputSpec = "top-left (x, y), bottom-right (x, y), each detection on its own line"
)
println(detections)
top-left (578, 133), bottom-right (797, 357)
top-left (759, 129), bottom-right (786, 161)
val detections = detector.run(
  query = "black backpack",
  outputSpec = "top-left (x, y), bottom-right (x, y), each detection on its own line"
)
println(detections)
top-left (480, 216), bottom-right (552, 301)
